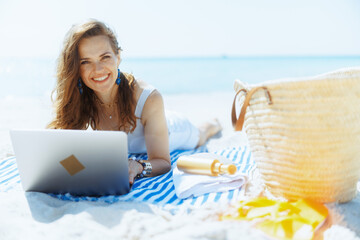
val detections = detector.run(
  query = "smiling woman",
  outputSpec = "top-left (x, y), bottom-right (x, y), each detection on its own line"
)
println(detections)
top-left (48, 20), bottom-right (137, 133)
top-left (47, 19), bottom-right (222, 185)
top-left (78, 35), bottom-right (121, 98)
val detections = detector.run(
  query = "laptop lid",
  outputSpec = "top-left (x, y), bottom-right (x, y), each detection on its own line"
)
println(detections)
top-left (10, 129), bottom-right (130, 196)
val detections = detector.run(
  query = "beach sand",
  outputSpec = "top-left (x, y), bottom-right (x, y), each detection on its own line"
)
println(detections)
top-left (0, 92), bottom-right (359, 239)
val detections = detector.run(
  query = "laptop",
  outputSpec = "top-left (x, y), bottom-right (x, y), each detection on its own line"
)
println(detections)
top-left (9, 129), bottom-right (130, 196)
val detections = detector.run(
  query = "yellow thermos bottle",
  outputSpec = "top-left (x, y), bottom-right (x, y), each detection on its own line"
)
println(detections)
top-left (177, 154), bottom-right (237, 176)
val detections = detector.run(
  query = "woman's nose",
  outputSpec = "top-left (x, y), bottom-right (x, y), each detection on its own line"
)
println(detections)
top-left (93, 61), bottom-right (104, 72)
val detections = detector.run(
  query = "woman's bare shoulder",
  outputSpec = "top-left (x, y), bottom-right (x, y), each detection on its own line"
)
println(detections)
top-left (133, 79), bottom-right (151, 99)
top-left (134, 79), bottom-right (161, 102)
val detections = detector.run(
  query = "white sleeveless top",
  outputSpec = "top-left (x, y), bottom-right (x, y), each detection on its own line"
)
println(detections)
top-left (127, 86), bottom-right (156, 153)
top-left (90, 86), bottom-right (199, 153)
top-left (127, 85), bottom-right (200, 154)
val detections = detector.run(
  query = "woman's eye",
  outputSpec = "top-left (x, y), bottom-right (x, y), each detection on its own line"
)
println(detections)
top-left (80, 61), bottom-right (89, 65)
top-left (103, 55), bottom-right (111, 60)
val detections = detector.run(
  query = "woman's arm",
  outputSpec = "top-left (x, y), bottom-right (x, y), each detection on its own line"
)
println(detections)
top-left (128, 90), bottom-right (171, 184)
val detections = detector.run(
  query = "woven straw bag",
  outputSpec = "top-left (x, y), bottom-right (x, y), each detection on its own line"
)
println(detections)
top-left (231, 67), bottom-right (360, 203)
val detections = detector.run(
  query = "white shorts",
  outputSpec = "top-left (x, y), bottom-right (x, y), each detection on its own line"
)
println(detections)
top-left (166, 111), bottom-right (199, 152)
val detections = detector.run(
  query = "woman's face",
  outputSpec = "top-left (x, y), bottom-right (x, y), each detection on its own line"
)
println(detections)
top-left (78, 35), bottom-right (120, 98)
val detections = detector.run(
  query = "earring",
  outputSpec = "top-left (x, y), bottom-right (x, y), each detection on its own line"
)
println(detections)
top-left (116, 69), bottom-right (121, 85)
top-left (77, 78), bottom-right (83, 95)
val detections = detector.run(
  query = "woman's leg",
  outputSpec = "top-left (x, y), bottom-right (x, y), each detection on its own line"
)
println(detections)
top-left (166, 111), bottom-right (222, 151)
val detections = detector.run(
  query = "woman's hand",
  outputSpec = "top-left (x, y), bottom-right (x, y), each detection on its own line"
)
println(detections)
top-left (128, 159), bottom-right (143, 185)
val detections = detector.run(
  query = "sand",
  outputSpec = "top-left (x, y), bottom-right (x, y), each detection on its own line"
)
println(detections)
top-left (0, 92), bottom-right (359, 239)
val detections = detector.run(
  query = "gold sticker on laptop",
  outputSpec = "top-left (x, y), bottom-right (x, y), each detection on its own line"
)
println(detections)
top-left (60, 155), bottom-right (85, 176)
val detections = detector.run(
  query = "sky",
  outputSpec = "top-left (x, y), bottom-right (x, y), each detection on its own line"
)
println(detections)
top-left (0, 0), bottom-right (359, 58)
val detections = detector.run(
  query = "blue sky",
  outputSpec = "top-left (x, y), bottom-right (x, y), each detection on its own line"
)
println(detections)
top-left (0, 0), bottom-right (359, 58)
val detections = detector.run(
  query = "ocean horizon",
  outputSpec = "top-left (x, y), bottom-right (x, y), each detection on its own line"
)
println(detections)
top-left (1, 55), bottom-right (360, 98)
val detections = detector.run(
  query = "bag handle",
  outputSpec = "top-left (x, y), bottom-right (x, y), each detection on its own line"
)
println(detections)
top-left (231, 86), bottom-right (273, 131)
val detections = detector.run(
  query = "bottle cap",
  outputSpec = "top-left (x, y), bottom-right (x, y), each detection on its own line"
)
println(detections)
top-left (222, 164), bottom-right (237, 175)
top-left (214, 162), bottom-right (237, 175)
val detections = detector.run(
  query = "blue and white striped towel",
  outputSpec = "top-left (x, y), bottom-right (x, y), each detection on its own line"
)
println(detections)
top-left (0, 146), bottom-right (255, 206)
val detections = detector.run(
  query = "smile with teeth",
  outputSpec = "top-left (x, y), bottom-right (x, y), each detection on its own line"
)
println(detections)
top-left (93, 74), bottom-right (109, 82)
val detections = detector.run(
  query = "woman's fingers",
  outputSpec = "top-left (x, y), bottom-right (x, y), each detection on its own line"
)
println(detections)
top-left (129, 173), bottom-right (135, 185)
top-left (128, 159), bottom-right (142, 184)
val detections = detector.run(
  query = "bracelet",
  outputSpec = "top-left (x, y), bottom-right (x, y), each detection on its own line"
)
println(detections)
top-left (130, 157), bottom-right (152, 179)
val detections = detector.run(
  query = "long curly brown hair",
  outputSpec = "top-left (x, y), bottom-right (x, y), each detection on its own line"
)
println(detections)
top-left (47, 19), bottom-right (137, 131)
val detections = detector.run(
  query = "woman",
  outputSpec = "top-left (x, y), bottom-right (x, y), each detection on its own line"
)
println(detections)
top-left (48, 19), bottom-right (221, 184)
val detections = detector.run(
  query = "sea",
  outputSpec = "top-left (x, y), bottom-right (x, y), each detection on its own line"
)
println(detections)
top-left (1, 56), bottom-right (360, 98)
